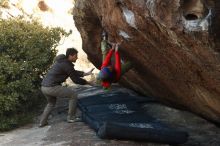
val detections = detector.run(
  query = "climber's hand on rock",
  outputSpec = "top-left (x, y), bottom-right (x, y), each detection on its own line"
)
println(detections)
top-left (107, 41), bottom-right (115, 47)
top-left (111, 43), bottom-right (116, 50)
top-left (115, 43), bottom-right (119, 51)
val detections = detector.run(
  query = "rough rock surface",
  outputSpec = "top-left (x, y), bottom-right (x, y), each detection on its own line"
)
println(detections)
top-left (73, 0), bottom-right (220, 123)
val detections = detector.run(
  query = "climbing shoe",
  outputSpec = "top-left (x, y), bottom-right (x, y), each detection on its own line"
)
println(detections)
top-left (38, 121), bottom-right (48, 128)
top-left (67, 116), bottom-right (82, 123)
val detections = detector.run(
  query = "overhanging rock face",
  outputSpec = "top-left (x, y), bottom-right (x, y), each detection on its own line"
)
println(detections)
top-left (73, 0), bottom-right (220, 123)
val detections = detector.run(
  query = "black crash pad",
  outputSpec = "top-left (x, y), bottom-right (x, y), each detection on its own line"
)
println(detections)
top-left (78, 93), bottom-right (188, 144)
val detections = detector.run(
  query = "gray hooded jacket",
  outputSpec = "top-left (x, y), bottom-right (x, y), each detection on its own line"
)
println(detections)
top-left (41, 54), bottom-right (87, 87)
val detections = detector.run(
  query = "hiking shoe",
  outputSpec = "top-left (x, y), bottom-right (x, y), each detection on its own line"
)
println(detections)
top-left (38, 121), bottom-right (48, 128)
top-left (67, 116), bottom-right (82, 123)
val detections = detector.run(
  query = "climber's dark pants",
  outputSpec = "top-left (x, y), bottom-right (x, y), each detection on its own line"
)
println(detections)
top-left (40, 86), bottom-right (77, 125)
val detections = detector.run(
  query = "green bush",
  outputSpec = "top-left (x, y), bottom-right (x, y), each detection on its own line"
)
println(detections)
top-left (0, 18), bottom-right (67, 131)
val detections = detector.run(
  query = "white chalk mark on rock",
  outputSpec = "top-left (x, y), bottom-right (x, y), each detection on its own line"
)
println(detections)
top-left (119, 30), bottom-right (131, 39)
top-left (122, 7), bottom-right (137, 29)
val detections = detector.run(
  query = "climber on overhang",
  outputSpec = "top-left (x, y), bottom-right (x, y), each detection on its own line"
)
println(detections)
top-left (97, 31), bottom-right (132, 90)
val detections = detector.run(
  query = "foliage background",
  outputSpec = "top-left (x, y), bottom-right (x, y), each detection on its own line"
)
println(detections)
top-left (0, 18), bottom-right (66, 131)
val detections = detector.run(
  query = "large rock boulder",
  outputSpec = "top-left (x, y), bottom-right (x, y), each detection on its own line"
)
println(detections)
top-left (73, 0), bottom-right (220, 124)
